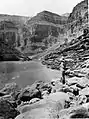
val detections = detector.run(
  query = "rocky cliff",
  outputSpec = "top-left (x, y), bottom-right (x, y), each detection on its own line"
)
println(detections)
top-left (42, 28), bottom-right (89, 75)
top-left (0, 0), bottom-right (88, 60)
top-left (0, 11), bottom-right (68, 58)
top-left (0, 14), bottom-right (29, 25)
top-left (27, 11), bottom-right (68, 25)
top-left (0, 21), bottom-right (31, 61)
top-left (21, 11), bottom-right (68, 55)
top-left (22, 0), bottom-right (88, 55)
top-left (65, 0), bottom-right (88, 41)
top-left (68, 0), bottom-right (88, 23)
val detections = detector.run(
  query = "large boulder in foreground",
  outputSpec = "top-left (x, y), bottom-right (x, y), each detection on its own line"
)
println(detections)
top-left (18, 92), bottom-right (69, 118)
top-left (16, 92), bottom-right (70, 119)
top-left (18, 81), bottom-right (52, 102)
top-left (15, 107), bottom-right (53, 119)
top-left (18, 87), bottom-right (42, 102)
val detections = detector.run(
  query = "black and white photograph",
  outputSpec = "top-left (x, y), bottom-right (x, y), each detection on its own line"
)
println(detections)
top-left (0, 0), bottom-right (89, 118)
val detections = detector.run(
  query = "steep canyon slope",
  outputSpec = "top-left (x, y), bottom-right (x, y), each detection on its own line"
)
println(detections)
top-left (0, 0), bottom-right (88, 60)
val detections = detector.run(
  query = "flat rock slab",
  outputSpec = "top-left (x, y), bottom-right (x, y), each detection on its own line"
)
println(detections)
top-left (79, 86), bottom-right (89, 96)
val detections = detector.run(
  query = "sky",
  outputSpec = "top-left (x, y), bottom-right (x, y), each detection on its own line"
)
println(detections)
top-left (0, 0), bottom-right (83, 16)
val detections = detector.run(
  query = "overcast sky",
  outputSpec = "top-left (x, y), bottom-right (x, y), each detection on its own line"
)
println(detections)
top-left (0, 0), bottom-right (83, 16)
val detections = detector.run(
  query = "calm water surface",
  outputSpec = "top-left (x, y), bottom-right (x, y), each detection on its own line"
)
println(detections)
top-left (0, 61), bottom-right (61, 88)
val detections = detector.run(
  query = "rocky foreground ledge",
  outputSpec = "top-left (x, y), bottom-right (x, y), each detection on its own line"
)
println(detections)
top-left (0, 75), bottom-right (89, 119)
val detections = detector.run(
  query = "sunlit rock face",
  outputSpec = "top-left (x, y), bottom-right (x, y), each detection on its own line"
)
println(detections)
top-left (27, 10), bottom-right (68, 25)
top-left (65, 0), bottom-right (88, 40)
top-left (22, 11), bottom-right (68, 55)
top-left (68, 0), bottom-right (88, 23)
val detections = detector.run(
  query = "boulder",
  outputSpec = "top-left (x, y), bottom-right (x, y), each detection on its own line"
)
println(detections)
top-left (78, 78), bottom-right (89, 88)
top-left (0, 99), bottom-right (20, 119)
top-left (79, 86), bottom-right (89, 96)
top-left (77, 95), bottom-right (87, 105)
top-left (46, 92), bottom-right (70, 109)
top-left (60, 85), bottom-right (73, 93)
top-left (42, 90), bottom-right (49, 98)
top-left (69, 106), bottom-right (89, 118)
top-left (0, 82), bottom-right (20, 97)
top-left (34, 81), bottom-right (52, 93)
top-left (18, 86), bottom-right (42, 102)
top-left (66, 77), bottom-right (89, 88)
top-left (29, 98), bottom-right (40, 104)
top-left (0, 92), bottom-right (6, 97)
top-left (18, 81), bottom-right (52, 102)
top-left (59, 102), bottom-right (89, 119)
top-left (66, 77), bottom-right (80, 85)
top-left (51, 80), bottom-right (64, 93)
top-left (1, 94), bottom-right (13, 101)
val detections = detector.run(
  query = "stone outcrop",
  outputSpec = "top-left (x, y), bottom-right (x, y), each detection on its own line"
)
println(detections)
top-left (66, 0), bottom-right (88, 40)
top-left (42, 28), bottom-right (89, 68)
top-left (21, 11), bottom-right (68, 55)
top-left (27, 11), bottom-right (68, 25)
top-left (17, 81), bottom-right (52, 102)
top-left (59, 103), bottom-right (89, 118)
top-left (0, 14), bottom-right (29, 25)
top-left (68, 0), bottom-right (88, 23)
top-left (0, 99), bottom-right (20, 119)
top-left (0, 21), bottom-right (31, 61)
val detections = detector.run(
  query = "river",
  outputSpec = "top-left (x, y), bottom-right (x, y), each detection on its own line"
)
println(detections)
top-left (0, 61), bottom-right (61, 89)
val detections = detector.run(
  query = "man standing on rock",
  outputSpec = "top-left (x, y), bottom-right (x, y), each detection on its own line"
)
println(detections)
top-left (60, 56), bottom-right (66, 84)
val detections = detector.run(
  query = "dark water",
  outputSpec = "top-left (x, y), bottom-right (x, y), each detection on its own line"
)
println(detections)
top-left (0, 61), bottom-right (61, 88)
